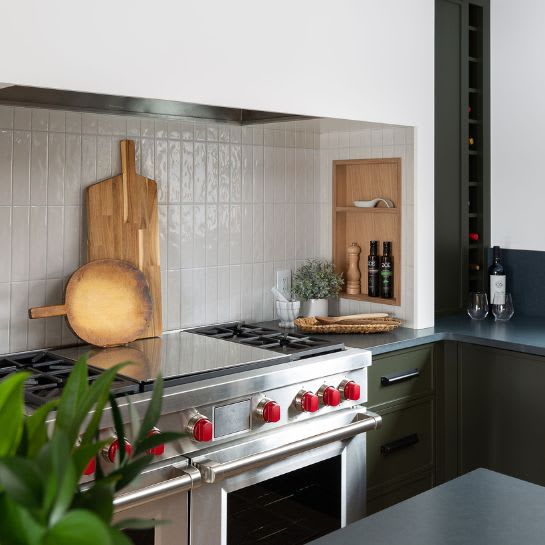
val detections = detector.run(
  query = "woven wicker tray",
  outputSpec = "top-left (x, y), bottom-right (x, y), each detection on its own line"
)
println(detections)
top-left (294, 316), bottom-right (402, 334)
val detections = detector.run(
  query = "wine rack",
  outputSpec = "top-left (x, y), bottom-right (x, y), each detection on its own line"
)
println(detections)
top-left (435, 0), bottom-right (490, 314)
top-left (466, 1), bottom-right (490, 294)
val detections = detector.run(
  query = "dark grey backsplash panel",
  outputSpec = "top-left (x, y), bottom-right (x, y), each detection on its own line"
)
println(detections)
top-left (487, 248), bottom-right (545, 318)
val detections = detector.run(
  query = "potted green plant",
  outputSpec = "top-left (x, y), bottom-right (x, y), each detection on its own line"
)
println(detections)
top-left (0, 356), bottom-right (182, 545)
top-left (292, 259), bottom-right (344, 317)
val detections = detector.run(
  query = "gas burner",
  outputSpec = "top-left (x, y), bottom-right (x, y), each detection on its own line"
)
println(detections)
top-left (0, 351), bottom-right (139, 407)
top-left (194, 324), bottom-right (281, 340)
top-left (189, 323), bottom-right (344, 359)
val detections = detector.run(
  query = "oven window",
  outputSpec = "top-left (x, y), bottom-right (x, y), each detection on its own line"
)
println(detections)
top-left (123, 529), bottom-right (155, 545)
top-left (227, 456), bottom-right (341, 545)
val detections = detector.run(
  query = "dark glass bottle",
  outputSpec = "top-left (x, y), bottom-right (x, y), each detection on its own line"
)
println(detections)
top-left (380, 241), bottom-right (393, 299)
top-left (489, 245), bottom-right (506, 307)
top-left (367, 241), bottom-right (379, 297)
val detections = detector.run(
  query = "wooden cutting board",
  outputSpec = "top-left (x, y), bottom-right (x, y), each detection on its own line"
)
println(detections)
top-left (86, 140), bottom-right (162, 339)
top-left (29, 259), bottom-right (152, 347)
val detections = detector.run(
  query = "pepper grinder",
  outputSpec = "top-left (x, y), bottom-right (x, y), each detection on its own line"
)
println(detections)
top-left (346, 242), bottom-right (362, 295)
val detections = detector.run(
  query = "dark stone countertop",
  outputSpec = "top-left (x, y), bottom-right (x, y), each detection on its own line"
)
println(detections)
top-left (308, 469), bottom-right (545, 545)
top-left (258, 314), bottom-right (545, 357)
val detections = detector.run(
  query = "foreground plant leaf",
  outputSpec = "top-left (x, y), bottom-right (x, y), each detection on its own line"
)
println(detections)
top-left (0, 458), bottom-right (43, 509)
top-left (22, 399), bottom-right (59, 459)
top-left (0, 373), bottom-right (29, 457)
top-left (0, 492), bottom-right (45, 545)
top-left (42, 509), bottom-right (113, 545)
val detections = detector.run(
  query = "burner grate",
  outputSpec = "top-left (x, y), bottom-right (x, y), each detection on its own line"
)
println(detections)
top-left (0, 351), bottom-right (140, 407)
top-left (190, 323), bottom-right (344, 358)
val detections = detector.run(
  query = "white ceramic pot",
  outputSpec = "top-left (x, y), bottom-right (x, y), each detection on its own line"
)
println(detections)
top-left (302, 298), bottom-right (329, 317)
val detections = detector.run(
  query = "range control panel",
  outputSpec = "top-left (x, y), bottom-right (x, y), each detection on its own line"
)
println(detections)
top-left (168, 367), bottom-right (368, 454)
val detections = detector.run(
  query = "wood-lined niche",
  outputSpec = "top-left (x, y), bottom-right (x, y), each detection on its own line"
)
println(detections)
top-left (333, 158), bottom-right (401, 306)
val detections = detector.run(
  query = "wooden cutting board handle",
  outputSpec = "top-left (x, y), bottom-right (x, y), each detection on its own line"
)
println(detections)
top-left (29, 304), bottom-right (67, 319)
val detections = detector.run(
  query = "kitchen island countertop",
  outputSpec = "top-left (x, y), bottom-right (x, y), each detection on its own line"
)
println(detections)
top-left (308, 468), bottom-right (545, 545)
top-left (259, 314), bottom-right (545, 356)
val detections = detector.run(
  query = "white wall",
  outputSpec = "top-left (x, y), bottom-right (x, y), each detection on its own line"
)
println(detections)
top-left (491, 0), bottom-right (545, 250)
top-left (0, 0), bottom-right (435, 327)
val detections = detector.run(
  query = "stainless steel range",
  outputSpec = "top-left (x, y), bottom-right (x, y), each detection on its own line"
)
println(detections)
top-left (0, 323), bottom-right (380, 545)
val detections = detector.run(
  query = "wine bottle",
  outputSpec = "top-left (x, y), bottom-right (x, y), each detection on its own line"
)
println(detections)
top-left (469, 233), bottom-right (479, 241)
top-left (469, 263), bottom-right (481, 271)
top-left (380, 241), bottom-right (393, 299)
top-left (367, 241), bottom-right (379, 297)
top-left (489, 245), bottom-right (506, 307)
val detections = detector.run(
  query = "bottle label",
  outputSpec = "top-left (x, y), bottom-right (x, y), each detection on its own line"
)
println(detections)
top-left (380, 264), bottom-right (392, 283)
top-left (490, 275), bottom-right (506, 305)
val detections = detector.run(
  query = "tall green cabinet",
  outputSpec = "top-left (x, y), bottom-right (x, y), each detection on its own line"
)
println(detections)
top-left (435, 0), bottom-right (490, 314)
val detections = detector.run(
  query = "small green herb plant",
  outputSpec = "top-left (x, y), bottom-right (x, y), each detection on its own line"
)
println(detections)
top-left (292, 259), bottom-right (344, 301)
top-left (0, 356), bottom-right (183, 545)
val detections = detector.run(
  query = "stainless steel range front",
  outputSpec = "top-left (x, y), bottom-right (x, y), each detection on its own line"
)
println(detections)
top-left (1, 323), bottom-right (380, 545)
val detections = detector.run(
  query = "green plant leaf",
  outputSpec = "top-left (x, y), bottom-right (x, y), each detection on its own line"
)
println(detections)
top-left (54, 358), bottom-right (88, 439)
top-left (0, 372), bottom-right (30, 457)
top-left (109, 394), bottom-right (127, 464)
top-left (133, 431), bottom-right (185, 458)
top-left (22, 399), bottom-right (59, 459)
top-left (36, 431), bottom-right (76, 525)
top-left (127, 397), bottom-right (141, 441)
top-left (72, 482), bottom-right (114, 524)
top-left (0, 457), bottom-right (43, 509)
top-left (79, 363), bottom-right (130, 446)
top-left (43, 509), bottom-right (113, 545)
top-left (292, 259), bottom-right (344, 300)
top-left (134, 376), bottom-right (163, 447)
top-left (0, 492), bottom-right (45, 545)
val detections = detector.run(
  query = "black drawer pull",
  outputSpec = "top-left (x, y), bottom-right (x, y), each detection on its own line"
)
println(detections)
top-left (380, 368), bottom-right (420, 386)
top-left (381, 433), bottom-right (419, 456)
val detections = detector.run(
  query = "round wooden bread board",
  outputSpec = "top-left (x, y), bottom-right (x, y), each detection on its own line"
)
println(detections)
top-left (29, 259), bottom-right (152, 347)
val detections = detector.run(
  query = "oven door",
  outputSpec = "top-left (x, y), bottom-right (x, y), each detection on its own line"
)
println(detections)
top-left (189, 408), bottom-right (380, 545)
top-left (111, 459), bottom-right (200, 545)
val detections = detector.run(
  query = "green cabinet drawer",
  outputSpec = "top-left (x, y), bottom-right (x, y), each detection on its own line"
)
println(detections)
top-left (367, 399), bottom-right (433, 489)
top-left (367, 472), bottom-right (433, 515)
top-left (369, 345), bottom-right (434, 407)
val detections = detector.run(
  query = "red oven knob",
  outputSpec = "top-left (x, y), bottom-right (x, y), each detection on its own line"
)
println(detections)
top-left (103, 438), bottom-right (132, 463)
top-left (83, 457), bottom-right (96, 476)
top-left (318, 385), bottom-right (341, 407)
top-left (187, 415), bottom-right (213, 442)
top-left (257, 398), bottom-right (281, 423)
top-left (339, 380), bottom-right (361, 401)
top-left (295, 390), bottom-right (319, 413)
top-left (146, 427), bottom-right (165, 456)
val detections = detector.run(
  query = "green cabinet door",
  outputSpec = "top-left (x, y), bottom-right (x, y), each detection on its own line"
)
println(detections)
top-left (460, 344), bottom-right (545, 486)
top-left (367, 399), bottom-right (434, 490)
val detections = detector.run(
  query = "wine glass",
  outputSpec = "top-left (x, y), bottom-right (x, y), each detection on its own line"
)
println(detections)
top-left (492, 292), bottom-right (514, 322)
top-left (467, 292), bottom-right (489, 320)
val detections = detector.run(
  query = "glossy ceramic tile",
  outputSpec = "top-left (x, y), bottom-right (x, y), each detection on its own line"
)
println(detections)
top-left (0, 105), bottom-right (417, 351)
top-left (12, 131), bottom-right (31, 205)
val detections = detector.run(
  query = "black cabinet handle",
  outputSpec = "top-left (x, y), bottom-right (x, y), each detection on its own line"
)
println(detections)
top-left (380, 368), bottom-right (420, 386)
top-left (381, 433), bottom-right (419, 456)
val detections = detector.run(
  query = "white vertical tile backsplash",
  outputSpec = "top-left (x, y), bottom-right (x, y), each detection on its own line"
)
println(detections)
top-left (316, 124), bottom-right (415, 326)
top-left (0, 106), bottom-right (417, 352)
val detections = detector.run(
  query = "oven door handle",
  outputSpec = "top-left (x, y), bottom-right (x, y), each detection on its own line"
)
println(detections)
top-left (113, 464), bottom-right (201, 509)
top-left (195, 411), bottom-right (381, 484)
